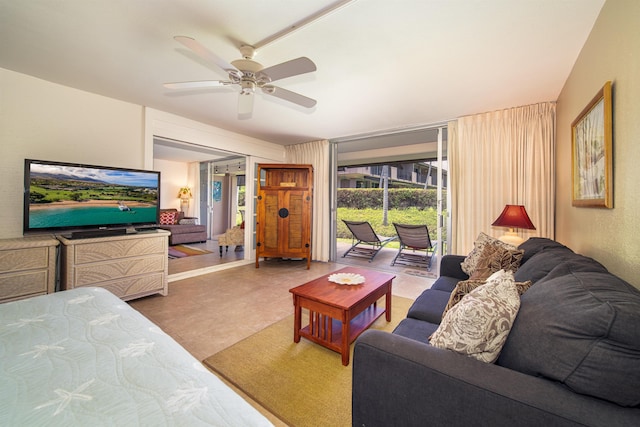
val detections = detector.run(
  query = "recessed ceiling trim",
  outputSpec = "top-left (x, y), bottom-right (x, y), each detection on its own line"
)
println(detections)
top-left (331, 121), bottom-right (451, 144)
top-left (154, 136), bottom-right (242, 158)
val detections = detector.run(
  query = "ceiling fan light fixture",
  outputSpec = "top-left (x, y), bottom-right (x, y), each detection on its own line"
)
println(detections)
top-left (240, 80), bottom-right (256, 95)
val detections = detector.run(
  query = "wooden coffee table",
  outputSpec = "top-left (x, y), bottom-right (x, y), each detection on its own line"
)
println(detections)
top-left (289, 267), bottom-right (395, 366)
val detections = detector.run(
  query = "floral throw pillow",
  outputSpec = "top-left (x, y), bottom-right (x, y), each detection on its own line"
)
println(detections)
top-left (442, 275), bottom-right (533, 318)
top-left (430, 270), bottom-right (521, 363)
top-left (441, 279), bottom-right (487, 317)
top-left (461, 232), bottom-right (517, 276)
top-left (470, 242), bottom-right (524, 280)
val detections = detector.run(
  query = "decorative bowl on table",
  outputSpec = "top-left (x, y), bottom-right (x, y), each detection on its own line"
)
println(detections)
top-left (328, 273), bottom-right (366, 285)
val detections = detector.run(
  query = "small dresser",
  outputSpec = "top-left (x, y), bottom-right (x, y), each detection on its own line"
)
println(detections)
top-left (0, 235), bottom-right (59, 303)
top-left (58, 230), bottom-right (170, 301)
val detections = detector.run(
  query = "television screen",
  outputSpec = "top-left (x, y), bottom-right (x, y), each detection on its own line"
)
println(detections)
top-left (24, 159), bottom-right (160, 234)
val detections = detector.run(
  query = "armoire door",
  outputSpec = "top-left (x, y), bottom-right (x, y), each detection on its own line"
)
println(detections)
top-left (259, 189), bottom-right (310, 256)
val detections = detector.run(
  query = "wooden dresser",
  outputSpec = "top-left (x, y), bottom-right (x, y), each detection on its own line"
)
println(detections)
top-left (0, 235), bottom-right (59, 303)
top-left (58, 230), bottom-right (169, 301)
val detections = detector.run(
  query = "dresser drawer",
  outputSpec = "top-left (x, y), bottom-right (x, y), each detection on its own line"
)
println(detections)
top-left (74, 272), bottom-right (165, 300)
top-left (0, 271), bottom-right (48, 300)
top-left (73, 237), bottom-right (165, 264)
top-left (73, 255), bottom-right (165, 287)
top-left (0, 247), bottom-right (50, 272)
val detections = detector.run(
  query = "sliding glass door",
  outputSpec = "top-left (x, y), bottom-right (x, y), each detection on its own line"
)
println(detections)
top-left (330, 125), bottom-right (450, 272)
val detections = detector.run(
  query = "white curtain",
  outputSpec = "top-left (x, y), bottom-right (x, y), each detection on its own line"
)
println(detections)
top-left (449, 102), bottom-right (556, 254)
top-left (186, 162), bottom-right (200, 219)
top-left (285, 139), bottom-right (330, 262)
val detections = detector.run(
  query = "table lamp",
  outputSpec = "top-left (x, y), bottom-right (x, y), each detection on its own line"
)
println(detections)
top-left (177, 187), bottom-right (192, 212)
top-left (491, 204), bottom-right (536, 246)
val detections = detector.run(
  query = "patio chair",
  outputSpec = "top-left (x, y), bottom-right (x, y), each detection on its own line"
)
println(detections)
top-left (391, 223), bottom-right (436, 270)
top-left (342, 220), bottom-right (397, 262)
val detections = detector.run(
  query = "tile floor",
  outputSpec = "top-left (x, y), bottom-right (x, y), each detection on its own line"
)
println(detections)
top-left (167, 239), bottom-right (245, 276)
top-left (130, 254), bottom-right (435, 362)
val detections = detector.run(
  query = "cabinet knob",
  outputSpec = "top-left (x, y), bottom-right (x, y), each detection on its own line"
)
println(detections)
top-left (278, 208), bottom-right (289, 218)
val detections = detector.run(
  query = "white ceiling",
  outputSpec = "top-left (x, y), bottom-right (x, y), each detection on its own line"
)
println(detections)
top-left (1, 0), bottom-right (605, 148)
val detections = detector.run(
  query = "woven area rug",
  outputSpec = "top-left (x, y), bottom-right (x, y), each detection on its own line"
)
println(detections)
top-left (203, 296), bottom-right (413, 427)
top-left (167, 244), bottom-right (212, 259)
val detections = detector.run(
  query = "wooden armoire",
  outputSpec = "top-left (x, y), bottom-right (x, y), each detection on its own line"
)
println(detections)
top-left (255, 164), bottom-right (313, 269)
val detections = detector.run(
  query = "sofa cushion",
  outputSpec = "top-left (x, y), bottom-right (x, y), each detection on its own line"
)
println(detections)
top-left (517, 237), bottom-right (573, 264)
top-left (498, 271), bottom-right (640, 407)
top-left (407, 289), bottom-right (452, 324)
top-left (392, 317), bottom-right (439, 344)
top-left (438, 255), bottom-right (469, 281)
top-left (513, 248), bottom-right (577, 283)
top-left (429, 270), bottom-right (520, 363)
top-left (159, 224), bottom-right (206, 234)
top-left (461, 232), bottom-right (516, 276)
top-left (430, 276), bottom-right (461, 293)
top-left (536, 256), bottom-right (609, 282)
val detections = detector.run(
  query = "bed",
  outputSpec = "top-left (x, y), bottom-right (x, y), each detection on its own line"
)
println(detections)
top-left (0, 287), bottom-right (273, 426)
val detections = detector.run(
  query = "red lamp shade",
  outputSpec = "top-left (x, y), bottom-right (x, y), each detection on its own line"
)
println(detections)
top-left (491, 205), bottom-right (536, 230)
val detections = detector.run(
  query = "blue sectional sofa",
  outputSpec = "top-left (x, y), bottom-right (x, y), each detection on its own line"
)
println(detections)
top-left (353, 238), bottom-right (640, 426)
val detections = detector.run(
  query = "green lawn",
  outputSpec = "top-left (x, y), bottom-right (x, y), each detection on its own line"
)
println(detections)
top-left (337, 207), bottom-right (443, 243)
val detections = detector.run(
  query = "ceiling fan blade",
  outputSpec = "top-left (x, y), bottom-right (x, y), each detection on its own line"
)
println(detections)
top-left (238, 93), bottom-right (254, 119)
top-left (163, 80), bottom-right (230, 89)
top-left (260, 57), bottom-right (316, 82)
top-left (174, 36), bottom-right (240, 75)
top-left (262, 86), bottom-right (317, 108)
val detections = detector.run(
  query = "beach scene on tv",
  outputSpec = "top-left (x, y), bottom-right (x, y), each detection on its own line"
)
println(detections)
top-left (28, 163), bottom-right (159, 229)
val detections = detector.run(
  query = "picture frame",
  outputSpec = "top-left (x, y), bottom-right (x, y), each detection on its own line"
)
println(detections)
top-left (213, 181), bottom-right (222, 202)
top-left (571, 81), bottom-right (613, 208)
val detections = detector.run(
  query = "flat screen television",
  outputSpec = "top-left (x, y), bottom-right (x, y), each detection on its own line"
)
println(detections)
top-left (24, 159), bottom-right (161, 235)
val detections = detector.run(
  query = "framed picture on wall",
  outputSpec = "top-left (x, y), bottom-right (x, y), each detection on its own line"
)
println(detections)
top-left (213, 181), bottom-right (222, 202)
top-left (571, 81), bottom-right (613, 208)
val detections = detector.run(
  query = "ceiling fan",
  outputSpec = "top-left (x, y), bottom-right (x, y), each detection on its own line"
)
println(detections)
top-left (165, 36), bottom-right (317, 118)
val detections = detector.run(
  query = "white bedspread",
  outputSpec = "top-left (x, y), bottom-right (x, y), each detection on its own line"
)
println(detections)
top-left (0, 287), bottom-right (273, 426)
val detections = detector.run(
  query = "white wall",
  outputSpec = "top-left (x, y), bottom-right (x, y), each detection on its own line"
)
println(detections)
top-left (143, 108), bottom-right (285, 170)
top-left (0, 68), bottom-right (144, 239)
top-left (153, 158), bottom-right (189, 211)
